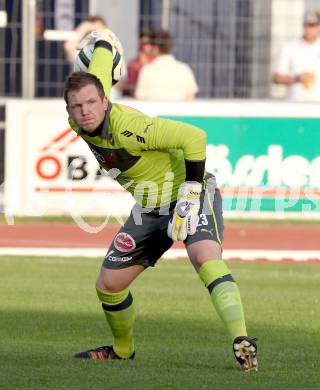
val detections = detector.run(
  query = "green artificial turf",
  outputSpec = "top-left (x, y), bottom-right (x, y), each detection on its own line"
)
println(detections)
top-left (0, 257), bottom-right (319, 389)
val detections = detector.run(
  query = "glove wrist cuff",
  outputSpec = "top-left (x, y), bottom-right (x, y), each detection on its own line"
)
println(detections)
top-left (179, 181), bottom-right (202, 198)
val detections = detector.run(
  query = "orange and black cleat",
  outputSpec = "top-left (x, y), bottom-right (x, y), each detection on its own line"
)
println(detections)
top-left (74, 345), bottom-right (135, 360)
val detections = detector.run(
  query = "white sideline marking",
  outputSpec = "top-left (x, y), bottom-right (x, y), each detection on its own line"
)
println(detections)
top-left (0, 247), bottom-right (319, 261)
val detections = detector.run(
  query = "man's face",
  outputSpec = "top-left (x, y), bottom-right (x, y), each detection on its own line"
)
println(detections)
top-left (67, 84), bottom-right (108, 133)
top-left (140, 36), bottom-right (153, 56)
top-left (303, 23), bottom-right (320, 42)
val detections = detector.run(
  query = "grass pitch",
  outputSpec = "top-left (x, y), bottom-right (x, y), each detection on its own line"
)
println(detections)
top-left (1, 256), bottom-right (319, 390)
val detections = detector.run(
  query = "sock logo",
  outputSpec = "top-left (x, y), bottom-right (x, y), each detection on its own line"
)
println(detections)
top-left (114, 232), bottom-right (136, 252)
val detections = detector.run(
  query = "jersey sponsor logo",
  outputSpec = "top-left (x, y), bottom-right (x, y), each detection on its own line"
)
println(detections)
top-left (136, 135), bottom-right (145, 144)
top-left (121, 130), bottom-right (133, 137)
top-left (103, 152), bottom-right (115, 166)
top-left (114, 232), bottom-right (136, 252)
top-left (88, 146), bottom-right (105, 165)
top-left (89, 145), bottom-right (115, 167)
top-left (86, 144), bottom-right (141, 171)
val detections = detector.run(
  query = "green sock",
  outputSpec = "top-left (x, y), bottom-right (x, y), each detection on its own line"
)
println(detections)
top-left (96, 287), bottom-right (135, 358)
top-left (198, 260), bottom-right (247, 339)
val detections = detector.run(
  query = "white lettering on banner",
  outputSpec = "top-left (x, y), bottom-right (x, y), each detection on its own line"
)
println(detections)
top-left (302, 189), bottom-right (320, 212)
top-left (33, 128), bottom-right (319, 189)
top-left (206, 144), bottom-right (320, 187)
top-left (310, 157), bottom-right (320, 186)
top-left (6, 97), bottom-right (320, 218)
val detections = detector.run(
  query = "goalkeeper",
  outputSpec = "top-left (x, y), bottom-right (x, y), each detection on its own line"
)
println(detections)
top-left (63, 31), bottom-right (258, 372)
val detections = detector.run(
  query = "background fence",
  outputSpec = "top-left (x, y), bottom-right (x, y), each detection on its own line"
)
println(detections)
top-left (1, 0), bottom-right (320, 215)
top-left (1, 0), bottom-right (319, 99)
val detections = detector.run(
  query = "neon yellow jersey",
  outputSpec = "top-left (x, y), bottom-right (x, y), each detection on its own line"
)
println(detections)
top-left (70, 46), bottom-right (206, 207)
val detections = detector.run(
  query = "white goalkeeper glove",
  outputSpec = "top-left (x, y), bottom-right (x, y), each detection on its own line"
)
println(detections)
top-left (76, 28), bottom-right (124, 54)
top-left (167, 182), bottom-right (202, 242)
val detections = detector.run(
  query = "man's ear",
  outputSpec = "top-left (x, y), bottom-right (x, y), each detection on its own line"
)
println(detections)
top-left (66, 105), bottom-right (70, 115)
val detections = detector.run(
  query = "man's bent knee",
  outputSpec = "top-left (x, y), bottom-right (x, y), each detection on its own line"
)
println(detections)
top-left (187, 240), bottom-right (222, 270)
top-left (96, 277), bottom-right (122, 293)
top-left (96, 264), bottom-right (145, 293)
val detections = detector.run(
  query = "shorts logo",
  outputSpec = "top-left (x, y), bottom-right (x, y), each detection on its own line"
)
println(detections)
top-left (114, 232), bottom-right (136, 252)
top-left (105, 251), bottom-right (133, 262)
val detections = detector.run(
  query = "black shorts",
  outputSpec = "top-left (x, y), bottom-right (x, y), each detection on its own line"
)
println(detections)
top-left (103, 175), bottom-right (224, 269)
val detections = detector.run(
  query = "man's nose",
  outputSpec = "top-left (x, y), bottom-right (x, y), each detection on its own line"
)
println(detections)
top-left (81, 104), bottom-right (89, 115)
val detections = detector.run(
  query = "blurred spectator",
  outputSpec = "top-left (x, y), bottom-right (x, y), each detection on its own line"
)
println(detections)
top-left (63, 15), bottom-right (107, 64)
top-left (272, 9), bottom-right (320, 102)
top-left (122, 28), bottom-right (155, 97)
top-left (135, 29), bottom-right (199, 101)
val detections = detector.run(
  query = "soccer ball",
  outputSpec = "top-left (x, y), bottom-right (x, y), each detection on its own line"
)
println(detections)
top-left (74, 42), bottom-right (126, 85)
